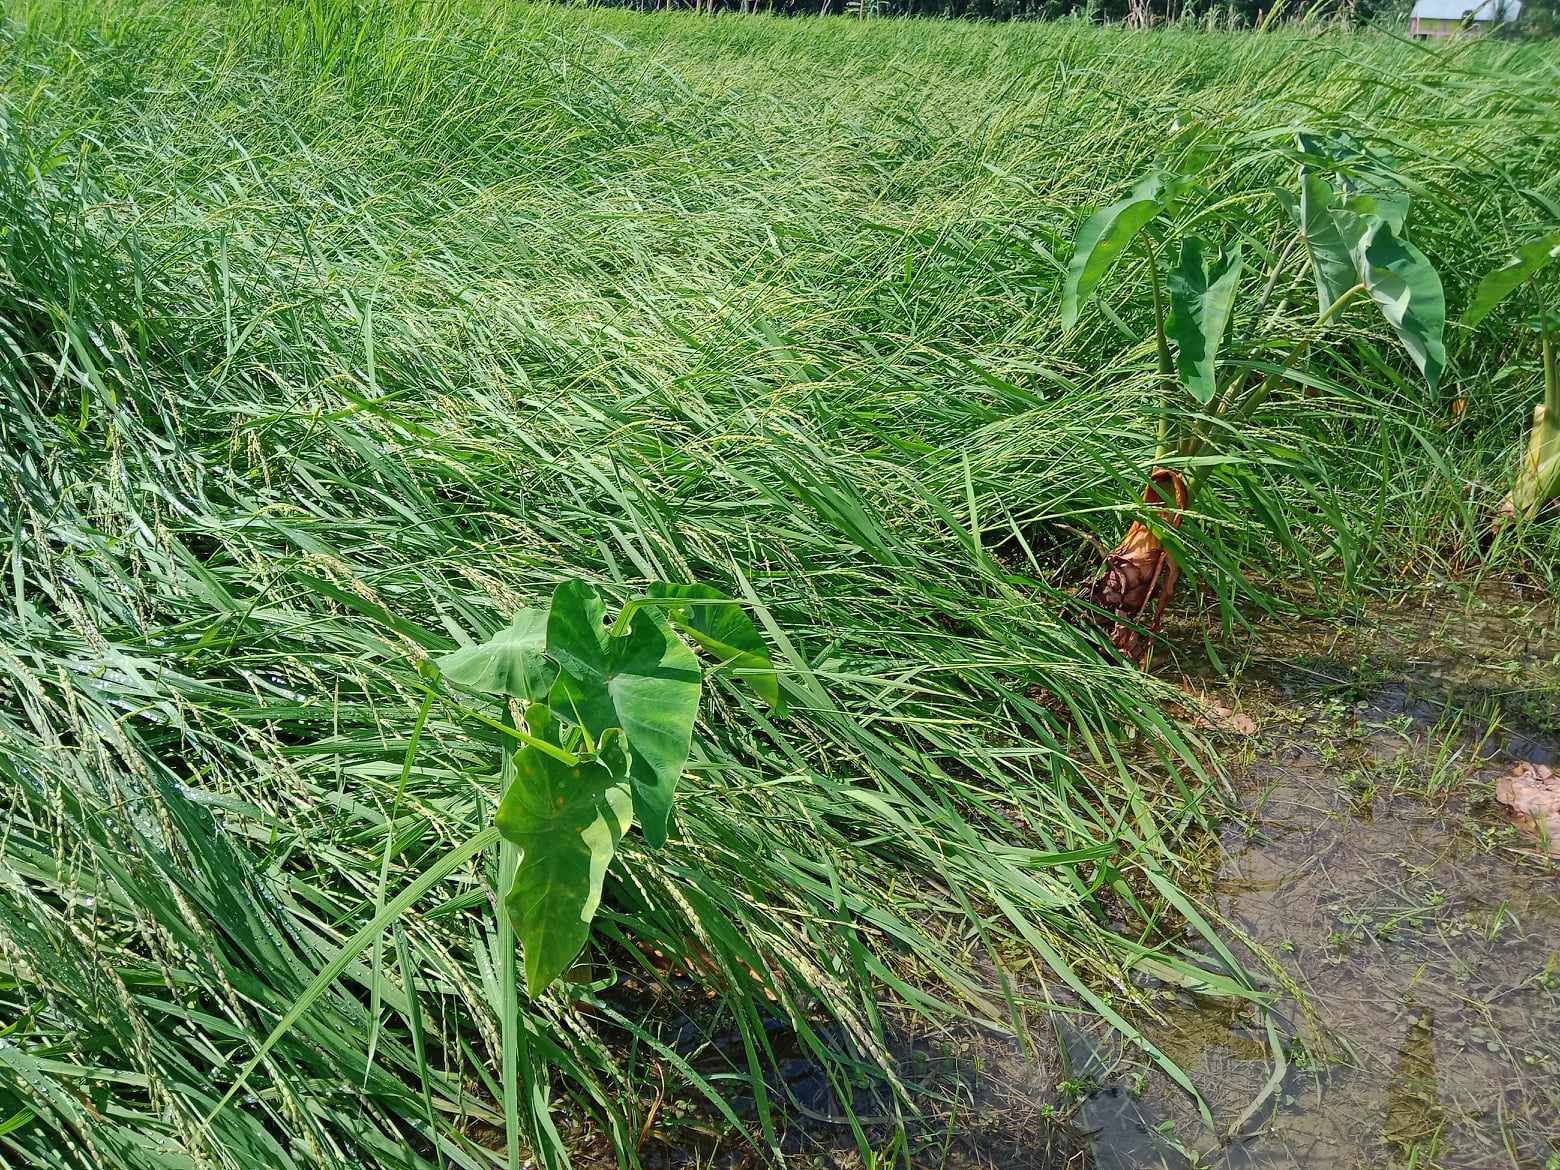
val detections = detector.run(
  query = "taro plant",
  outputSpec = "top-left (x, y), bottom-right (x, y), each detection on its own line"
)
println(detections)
top-left (435, 579), bottom-right (783, 994)
top-left (1461, 232), bottom-right (1560, 525)
top-left (212, 578), bottom-right (782, 1136)
top-left (1061, 130), bottom-right (1445, 663)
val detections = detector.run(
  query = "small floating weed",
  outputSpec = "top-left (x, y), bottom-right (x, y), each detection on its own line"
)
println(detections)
top-left (1485, 900), bottom-right (1511, 943)
top-left (1153, 1118), bottom-right (1211, 1168)
top-left (1342, 766), bottom-right (1380, 810)
top-left (1284, 1037), bottom-right (1319, 1072)
top-left (1538, 955), bottom-right (1559, 992)
top-left (1057, 1073), bottom-right (1100, 1105)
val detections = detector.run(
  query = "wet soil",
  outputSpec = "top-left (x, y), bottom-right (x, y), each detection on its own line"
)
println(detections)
top-left (1069, 587), bottom-right (1560, 1169)
top-left (593, 999), bottom-right (1092, 1170)
top-left (594, 587), bottom-right (1559, 1170)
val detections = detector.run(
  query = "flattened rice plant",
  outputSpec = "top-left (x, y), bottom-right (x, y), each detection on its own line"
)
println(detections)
top-left (3, 6), bottom-right (1557, 1170)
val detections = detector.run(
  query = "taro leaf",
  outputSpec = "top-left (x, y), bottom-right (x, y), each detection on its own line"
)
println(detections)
top-left (1159, 162), bottom-right (1209, 218)
top-left (1346, 214), bottom-right (1447, 393)
top-left (546, 580), bottom-right (701, 847)
top-left (1296, 129), bottom-right (1406, 199)
top-left (1166, 236), bottom-right (1244, 405)
top-left (436, 607), bottom-right (557, 701)
top-left (1274, 188), bottom-right (1298, 224)
top-left (497, 714), bottom-right (632, 996)
top-left (1463, 233), bottom-right (1560, 328)
top-left (1295, 169), bottom-right (1358, 316)
top-left (1061, 172), bottom-right (1163, 331)
top-left (647, 583), bottom-right (784, 713)
top-left (1344, 190), bottom-right (1408, 235)
top-left (1295, 130), bottom-right (1365, 170)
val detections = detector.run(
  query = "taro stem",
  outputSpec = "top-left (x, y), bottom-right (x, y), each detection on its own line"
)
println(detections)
top-left (1077, 241), bottom-right (1186, 668)
top-left (1076, 468), bottom-right (1189, 667)
top-left (1147, 236), bottom-right (1177, 463)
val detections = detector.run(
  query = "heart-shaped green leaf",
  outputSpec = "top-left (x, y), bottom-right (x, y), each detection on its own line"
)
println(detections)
top-left (1061, 172), bottom-right (1163, 331)
top-left (497, 713), bottom-right (632, 997)
top-left (1296, 130), bottom-right (1407, 202)
top-left (1463, 233), bottom-right (1560, 328)
top-left (647, 583), bottom-right (784, 713)
top-left (1344, 212), bottom-right (1447, 393)
top-left (545, 580), bottom-right (702, 847)
top-left (1167, 235), bottom-right (1244, 405)
top-left (1343, 190), bottom-right (1408, 235)
top-left (436, 607), bottom-right (557, 701)
top-left (1295, 169), bottom-right (1358, 317)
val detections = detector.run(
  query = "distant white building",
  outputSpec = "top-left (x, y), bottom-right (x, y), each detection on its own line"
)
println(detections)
top-left (1409, 0), bottom-right (1521, 37)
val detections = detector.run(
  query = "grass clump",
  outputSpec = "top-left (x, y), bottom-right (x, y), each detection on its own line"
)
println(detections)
top-left (0, 3), bottom-right (1557, 1167)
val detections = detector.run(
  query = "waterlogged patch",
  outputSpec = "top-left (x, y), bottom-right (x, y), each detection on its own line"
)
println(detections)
top-left (1495, 762), bottom-right (1560, 855)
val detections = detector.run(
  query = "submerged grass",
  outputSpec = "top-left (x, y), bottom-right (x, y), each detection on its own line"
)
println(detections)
top-left (0, 2), bottom-right (1557, 1167)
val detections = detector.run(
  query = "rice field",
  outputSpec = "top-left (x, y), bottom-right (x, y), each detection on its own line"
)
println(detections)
top-left (1, 2), bottom-right (1557, 1167)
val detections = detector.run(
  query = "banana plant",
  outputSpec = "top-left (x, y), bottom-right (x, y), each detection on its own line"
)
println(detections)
top-left (1461, 232), bottom-right (1560, 524)
top-left (1060, 130), bottom-right (1445, 664)
top-left (437, 578), bottom-right (782, 994)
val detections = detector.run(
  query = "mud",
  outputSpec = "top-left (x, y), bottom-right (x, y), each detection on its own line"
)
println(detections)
top-left (1071, 587), bottom-right (1560, 1169)
top-left (606, 588), bottom-right (1560, 1169)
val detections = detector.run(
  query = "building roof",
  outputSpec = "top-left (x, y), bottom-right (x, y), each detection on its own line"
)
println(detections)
top-left (1410, 0), bottom-right (1521, 20)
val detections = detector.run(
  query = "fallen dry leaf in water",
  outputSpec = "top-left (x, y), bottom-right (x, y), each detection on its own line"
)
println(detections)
top-left (1210, 706), bottom-right (1260, 736)
top-left (1495, 762), bottom-right (1560, 855)
top-left (1173, 683), bottom-right (1260, 736)
top-left (1178, 685), bottom-right (1259, 736)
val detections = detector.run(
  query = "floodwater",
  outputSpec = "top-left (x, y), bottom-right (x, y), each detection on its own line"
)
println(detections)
top-left (1070, 591), bottom-right (1560, 1170)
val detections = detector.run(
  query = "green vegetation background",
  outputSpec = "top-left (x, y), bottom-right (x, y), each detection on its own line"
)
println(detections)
top-left (1, 2), bottom-right (1557, 1167)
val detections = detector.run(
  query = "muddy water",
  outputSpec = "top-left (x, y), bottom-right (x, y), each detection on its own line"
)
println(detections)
top-left (1072, 594), bottom-right (1560, 1169)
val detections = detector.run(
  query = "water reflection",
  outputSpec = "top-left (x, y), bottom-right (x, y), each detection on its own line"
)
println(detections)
top-left (1070, 602), bottom-right (1560, 1170)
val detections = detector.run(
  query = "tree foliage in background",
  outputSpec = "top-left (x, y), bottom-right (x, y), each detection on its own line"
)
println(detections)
top-left (593, 0), bottom-right (1439, 28)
